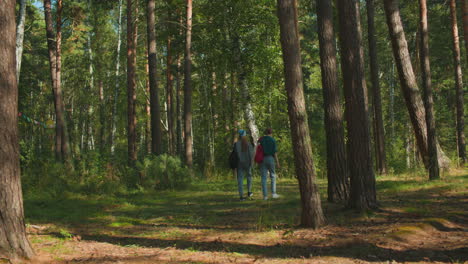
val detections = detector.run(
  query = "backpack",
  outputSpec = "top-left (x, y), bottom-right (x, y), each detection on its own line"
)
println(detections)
top-left (254, 137), bottom-right (264, 163)
top-left (254, 144), bottom-right (264, 163)
top-left (229, 143), bottom-right (238, 169)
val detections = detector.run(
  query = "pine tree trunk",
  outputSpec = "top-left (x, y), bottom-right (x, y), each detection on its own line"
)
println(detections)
top-left (44, 0), bottom-right (69, 162)
top-left (337, 0), bottom-right (377, 211)
top-left (450, 0), bottom-right (466, 164)
top-left (111, 0), bottom-right (123, 155)
top-left (127, 0), bottom-right (137, 165)
top-left (176, 54), bottom-right (183, 157)
top-left (277, 0), bottom-right (325, 228)
top-left (383, 0), bottom-right (451, 169)
top-left (316, 0), bottom-right (349, 203)
top-left (147, 0), bottom-right (163, 156)
top-left (366, 0), bottom-right (387, 175)
top-left (166, 24), bottom-right (175, 155)
top-left (462, 0), bottom-right (468, 62)
top-left (419, 0), bottom-right (440, 179)
top-left (184, 0), bottom-right (194, 167)
top-left (16, 0), bottom-right (27, 83)
top-left (0, 1), bottom-right (34, 259)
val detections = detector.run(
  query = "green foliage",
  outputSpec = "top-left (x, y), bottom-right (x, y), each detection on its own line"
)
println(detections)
top-left (137, 154), bottom-right (192, 190)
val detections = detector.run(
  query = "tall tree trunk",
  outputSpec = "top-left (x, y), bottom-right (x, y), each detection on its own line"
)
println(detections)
top-left (166, 13), bottom-right (175, 155)
top-left (233, 38), bottom-right (260, 143)
top-left (44, 0), bottom-right (68, 162)
top-left (127, 0), bottom-right (137, 165)
top-left (0, 1), bottom-right (34, 259)
top-left (316, 0), bottom-right (349, 203)
top-left (184, 0), bottom-right (193, 167)
top-left (337, 0), bottom-right (377, 211)
top-left (366, 0), bottom-right (387, 175)
top-left (111, 0), bottom-right (123, 155)
top-left (450, 0), bottom-right (466, 164)
top-left (383, 0), bottom-right (450, 169)
top-left (277, 0), bottom-right (325, 228)
top-left (145, 50), bottom-right (151, 154)
top-left (56, 0), bottom-right (70, 161)
top-left (419, 0), bottom-right (440, 180)
top-left (16, 0), bottom-right (27, 83)
top-left (147, 0), bottom-right (163, 156)
top-left (176, 54), bottom-right (183, 157)
top-left (462, 0), bottom-right (468, 62)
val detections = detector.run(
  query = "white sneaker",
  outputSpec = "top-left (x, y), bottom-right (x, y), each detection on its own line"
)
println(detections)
top-left (263, 196), bottom-right (268, 201)
top-left (272, 193), bottom-right (280, 199)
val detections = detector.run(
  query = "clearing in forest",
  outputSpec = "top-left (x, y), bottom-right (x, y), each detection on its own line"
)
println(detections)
top-left (24, 169), bottom-right (467, 264)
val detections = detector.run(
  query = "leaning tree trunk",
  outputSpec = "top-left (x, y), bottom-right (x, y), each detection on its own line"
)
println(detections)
top-left (366, 0), bottom-right (388, 175)
top-left (316, 0), bottom-right (349, 203)
top-left (337, 0), bottom-right (377, 211)
top-left (127, 0), bottom-right (137, 165)
top-left (383, 0), bottom-right (451, 169)
top-left (0, 1), bottom-right (35, 259)
top-left (184, 0), bottom-right (194, 167)
top-left (419, 0), bottom-right (440, 180)
top-left (147, 0), bottom-right (163, 155)
top-left (450, 0), bottom-right (466, 164)
top-left (277, 0), bottom-right (325, 229)
top-left (16, 0), bottom-right (27, 83)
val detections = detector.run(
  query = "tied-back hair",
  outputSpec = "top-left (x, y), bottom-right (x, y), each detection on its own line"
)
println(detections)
top-left (241, 136), bottom-right (248, 152)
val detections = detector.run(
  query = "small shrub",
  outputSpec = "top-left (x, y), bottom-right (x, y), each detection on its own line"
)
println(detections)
top-left (137, 154), bottom-right (192, 190)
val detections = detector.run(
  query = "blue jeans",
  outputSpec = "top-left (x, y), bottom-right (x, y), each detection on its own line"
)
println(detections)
top-left (261, 156), bottom-right (276, 197)
top-left (237, 166), bottom-right (252, 198)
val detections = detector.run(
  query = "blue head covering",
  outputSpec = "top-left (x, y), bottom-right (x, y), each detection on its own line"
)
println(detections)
top-left (238, 129), bottom-right (247, 137)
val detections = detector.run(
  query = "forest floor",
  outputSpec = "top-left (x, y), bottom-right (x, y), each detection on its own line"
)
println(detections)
top-left (21, 168), bottom-right (467, 264)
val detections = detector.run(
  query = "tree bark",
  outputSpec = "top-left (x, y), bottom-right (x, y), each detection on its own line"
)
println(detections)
top-left (366, 0), bottom-right (388, 175)
top-left (462, 0), bottom-right (468, 63)
top-left (383, 0), bottom-right (450, 169)
top-left (419, 0), bottom-right (440, 179)
top-left (450, 0), bottom-right (466, 164)
top-left (44, 0), bottom-right (69, 163)
top-left (111, 0), bottom-right (123, 155)
top-left (16, 0), bottom-right (27, 83)
top-left (0, 1), bottom-right (35, 259)
top-left (147, 0), bottom-right (163, 156)
top-left (56, 0), bottom-right (70, 161)
top-left (316, 0), bottom-right (349, 203)
top-left (176, 53), bottom-right (183, 157)
top-left (337, 0), bottom-right (377, 211)
top-left (232, 37), bottom-right (260, 143)
top-left (127, 0), bottom-right (137, 165)
top-left (277, 0), bottom-right (325, 228)
top-left (184, 0), bottom-right (193, 167)
top-left (166, 7), bottom-right (175, 155)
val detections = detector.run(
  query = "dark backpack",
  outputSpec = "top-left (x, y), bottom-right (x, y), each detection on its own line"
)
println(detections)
top-left (229, 143), bottom-right (238, 169)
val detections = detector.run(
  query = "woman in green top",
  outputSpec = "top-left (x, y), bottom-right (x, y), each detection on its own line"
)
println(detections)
top-left (259, 128), bottom-right (280, 200)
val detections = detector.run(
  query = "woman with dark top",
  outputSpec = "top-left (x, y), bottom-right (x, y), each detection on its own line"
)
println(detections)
top-left (234, 129), bottom-right (254, 201)
top-left (258, 128), bottom-right (280, 200)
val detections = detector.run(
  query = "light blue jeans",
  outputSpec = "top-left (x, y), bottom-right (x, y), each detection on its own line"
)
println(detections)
top-left (261, 156), bottom-right (276, 197)
top-left (237, 166), bottom-right (252, 198)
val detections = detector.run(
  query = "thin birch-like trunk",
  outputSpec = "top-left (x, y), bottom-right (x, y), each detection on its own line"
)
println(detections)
top-left (16, 0), bottom-right (27, 83)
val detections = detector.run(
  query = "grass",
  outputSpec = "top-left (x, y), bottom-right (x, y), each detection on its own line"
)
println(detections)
top-left (23, 168), bottom-right (468, 263)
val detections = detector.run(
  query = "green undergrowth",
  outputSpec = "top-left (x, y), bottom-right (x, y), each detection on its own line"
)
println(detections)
top-left (24, 169), bottom-right (467, 243)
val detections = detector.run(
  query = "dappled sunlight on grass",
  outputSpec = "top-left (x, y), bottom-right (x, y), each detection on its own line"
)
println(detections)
top-left (24, 170), bottom-right (468, 263)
